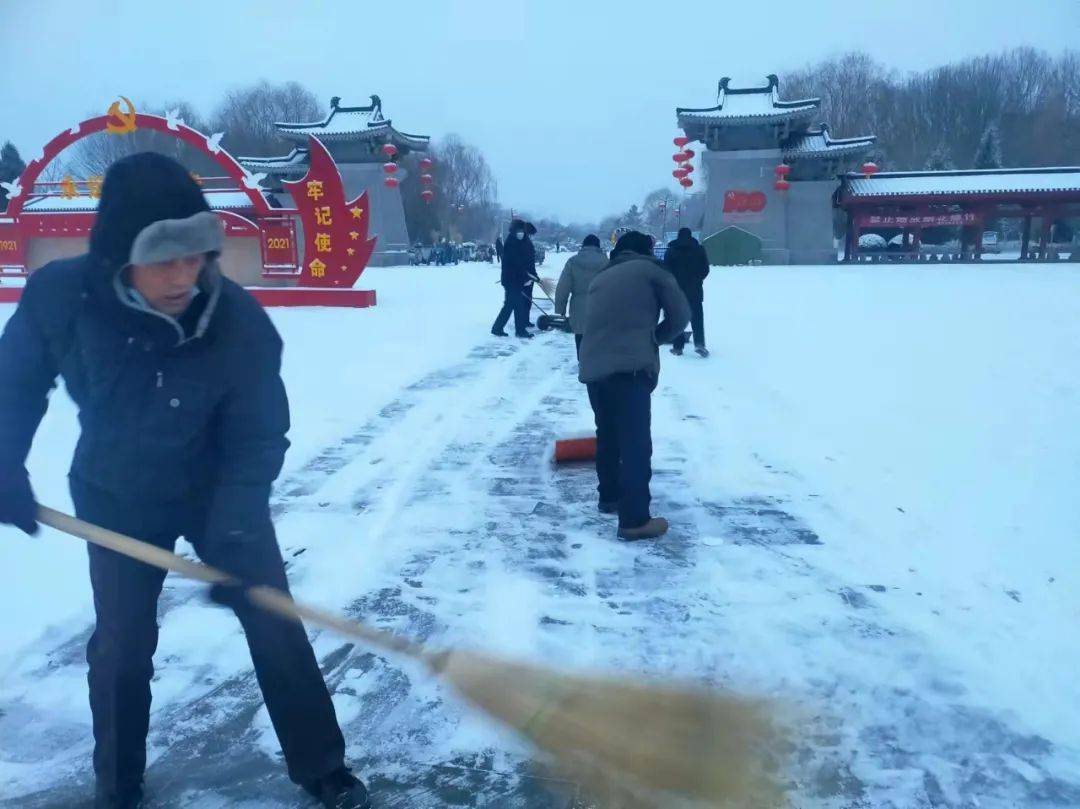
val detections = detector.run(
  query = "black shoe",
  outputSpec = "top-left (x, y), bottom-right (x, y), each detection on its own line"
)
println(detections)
top-left (516, 331), bottom-right (534, 339)
top-left (95, 784), bottom-right (143, 809)
top-left (695, 346), bottom-right (710, 358)
top-left (670, 345), bottom-right (683, 356)
top-left (526, 321), bottom-right (536, 328)
top-left (598, 501), bottom-right (618, 514)
top-left (491, 328), bottom-right (508, 337)
top-left (304, 767), bottom-right (370, 809)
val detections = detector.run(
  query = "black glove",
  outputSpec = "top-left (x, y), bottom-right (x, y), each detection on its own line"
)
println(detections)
top-left (0, 466), bottom-right (38, 535)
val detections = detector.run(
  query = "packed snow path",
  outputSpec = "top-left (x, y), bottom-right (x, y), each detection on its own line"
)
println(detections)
top-left (2, 261), bottom-right (1079, 808)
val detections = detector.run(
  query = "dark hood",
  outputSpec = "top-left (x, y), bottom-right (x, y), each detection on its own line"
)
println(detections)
top-left (90, 152), bottom-right (211, 269)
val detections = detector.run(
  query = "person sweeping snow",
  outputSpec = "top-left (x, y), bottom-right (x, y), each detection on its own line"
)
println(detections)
top-left (491, 218), bottom-right (536, 339)
top-left (0, 154), bottom-right (369, 809)
top-left (578, 231), bottom-right (690, 540)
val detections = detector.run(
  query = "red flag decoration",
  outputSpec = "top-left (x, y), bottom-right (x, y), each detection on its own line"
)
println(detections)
top-left (282, 136), bottom-right (377, 287)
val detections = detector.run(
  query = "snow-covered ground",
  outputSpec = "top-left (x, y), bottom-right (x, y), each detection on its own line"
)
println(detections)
top-left (2, 257), bottom-right (1079, 808)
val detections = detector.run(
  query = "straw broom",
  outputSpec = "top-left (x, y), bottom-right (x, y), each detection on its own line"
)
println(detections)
top-left (37, 505), bottom-right (785, 808)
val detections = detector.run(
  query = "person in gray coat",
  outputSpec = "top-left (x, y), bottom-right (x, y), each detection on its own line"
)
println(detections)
top-left (554, 234), bottom-right (607, 352)
top-left (578, 231), bottom-right (690, 540)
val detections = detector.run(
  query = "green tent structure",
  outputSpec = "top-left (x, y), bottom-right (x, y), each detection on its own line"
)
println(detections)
top-left (702, 226), bottom-right (762, 266)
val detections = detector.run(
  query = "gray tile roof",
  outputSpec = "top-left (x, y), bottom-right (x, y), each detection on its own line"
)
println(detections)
top-left (784, 127), bottom-right (875, 160)
top-left (677, 75), bottom-right (820, 126)
top-left (843, 167), bottom-right (1080, 198)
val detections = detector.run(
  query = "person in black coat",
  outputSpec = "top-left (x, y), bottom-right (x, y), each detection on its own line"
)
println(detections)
top-left (0, 154), bottom-right (369, 809)
top-left (490, 218), bottom-right (535, 338)
top-left (663, 227), bottom-right (711, 357)
top-left (494, 235), bottom-right (503, 263)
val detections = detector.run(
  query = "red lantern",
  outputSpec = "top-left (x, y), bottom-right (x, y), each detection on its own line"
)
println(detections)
top-left (419, 157), bottom-right (433, 171)
top-left (679, 177), bottom-right (693, 189)
top-left (861, 161), bottom-right (879, 177)
top-left (774, 164), bottom-right (791, 178)
top-left (682, 164), bottom-right (695, 174)
top-left (774, 178), bottom-right (790, 191)
top-left (682, 148), bottom-right (695, 160)
top-left (672, 167), bottom-right (688, 179)
top-left (382, 162), bottom-right (399, 174)
top-left (421, 189), bottom-right (435, 203)
top-left (382, 143), bottom-right (398, 158)
top-left (384, 176), bottom-right (400, 189)
top-left (673, 136), bottom-right (690, 148)
top-left (420, 173), bottom-right (434, 186)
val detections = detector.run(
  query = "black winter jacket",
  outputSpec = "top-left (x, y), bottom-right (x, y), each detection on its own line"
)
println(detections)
top-left (500, 234), bottom-right (535, 287)
top-left (663, 235), bottom-right (710, 303)
top-left (0, 254), bottom-right (289, 543)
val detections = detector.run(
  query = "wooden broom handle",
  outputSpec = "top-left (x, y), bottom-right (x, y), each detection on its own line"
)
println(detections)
top-left (36, 505), bottom-right (428, 662)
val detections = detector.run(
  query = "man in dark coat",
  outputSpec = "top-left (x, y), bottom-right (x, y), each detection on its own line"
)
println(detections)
top-left (663, 227), bottom-right (711, 357)
top-left (578, 231), bottom-right (690, 540)
top-left (494, 235), bottom-right (503, 263)
top-left (490, 218), bottom-right (535, 338)
top-left (0, 154), bottom-right (368, 809)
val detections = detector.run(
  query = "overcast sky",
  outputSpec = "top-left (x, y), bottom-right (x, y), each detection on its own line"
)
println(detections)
top-left (2, 0), bottom-right (1077, 222)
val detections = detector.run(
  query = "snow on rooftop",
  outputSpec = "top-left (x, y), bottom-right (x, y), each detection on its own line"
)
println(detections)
top-left (678, 76), bottom-right (820, 124)
top-left (22, 189), bottom-right (271, 212)
top-left (844, 167), bottom-right (1080, 198)
top-left (237, 148), bottom-right (310, 171)
top-left (784, 127), bottom-right (875, 159)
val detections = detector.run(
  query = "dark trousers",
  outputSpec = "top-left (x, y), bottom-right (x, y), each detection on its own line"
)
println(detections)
top-left (492, 283), bottom-right (528, 335)
top-left (586, 372), bottom-right (656, 529)
top-left (72, 480), bottom-right (345, 796)
top-left (673, 297), bottom-right (705, 350)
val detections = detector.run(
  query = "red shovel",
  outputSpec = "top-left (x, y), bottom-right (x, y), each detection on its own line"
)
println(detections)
top-left (554, 433), bottom-right (597, 463)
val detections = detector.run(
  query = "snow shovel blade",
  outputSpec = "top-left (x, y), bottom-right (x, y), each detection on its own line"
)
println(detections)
top-left (554, 435), bottom-right (597, 463)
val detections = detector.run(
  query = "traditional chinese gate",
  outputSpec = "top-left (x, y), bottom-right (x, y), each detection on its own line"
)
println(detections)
top-left (0, 100), bottom-right (377, 307)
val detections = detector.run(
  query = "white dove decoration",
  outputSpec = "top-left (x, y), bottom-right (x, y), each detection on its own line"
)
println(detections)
top-left (206, 132), bottom-right (224, 154)
top-left (0, 180), bottom-right (23, 200)
top-left (242, 172), bottom-right (268, 190)
top-left (165, 109), bottom-right (185, 131)
top-left (68, 123), bottom-right (81, 136)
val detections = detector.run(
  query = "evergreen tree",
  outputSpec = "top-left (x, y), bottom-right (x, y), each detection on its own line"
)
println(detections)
top-left (924, 143), bottom-right (955, 172)
top-left (973, 123), bottom-right (1003, 169)
top-left (0, 141), bottom-right (26, 208)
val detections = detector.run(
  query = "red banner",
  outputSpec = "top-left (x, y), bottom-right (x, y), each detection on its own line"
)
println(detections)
top-left (282, 137), bottom-right (376, 287)
top-left (859, 212), bottom-right (978, 227)
top-left (0, 222), bottom-right (26, 271)
top-left (260, 220), bottom-right (298, 272)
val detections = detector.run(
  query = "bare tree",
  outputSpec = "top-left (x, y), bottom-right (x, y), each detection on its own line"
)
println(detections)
top-left (782, 47), bottom-right (1079, 171)
top-left (210, 81), bottom-right (322, 157)
top-left (403, 134), bottom-right (499, 243)
top-left (52, 100), bottom-right (217, 181)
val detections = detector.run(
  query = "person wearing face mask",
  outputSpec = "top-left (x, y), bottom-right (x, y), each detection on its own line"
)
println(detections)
top-left (0, 153), bottom-right (369, 809)
top-left (490, 218), bottom-right (535, 338)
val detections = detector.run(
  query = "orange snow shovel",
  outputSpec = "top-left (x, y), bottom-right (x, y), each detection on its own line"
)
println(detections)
top-left (554, 433), bottom-right (596, 463)
top-left (36, 505), bottom-right (786, 808)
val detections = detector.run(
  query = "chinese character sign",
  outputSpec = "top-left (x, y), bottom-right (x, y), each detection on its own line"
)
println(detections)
top-left (861, 212), bottom-right (978, 227)
top-left (282, 136), bottom-right (376, 287)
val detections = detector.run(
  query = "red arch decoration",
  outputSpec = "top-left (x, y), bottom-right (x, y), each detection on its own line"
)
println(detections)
top-left (6, 113), bottom-right (274, 217)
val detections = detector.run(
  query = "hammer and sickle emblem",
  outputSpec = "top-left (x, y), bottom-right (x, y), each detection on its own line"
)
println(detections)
top-left (105, 96), bottom-right (137, 135)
